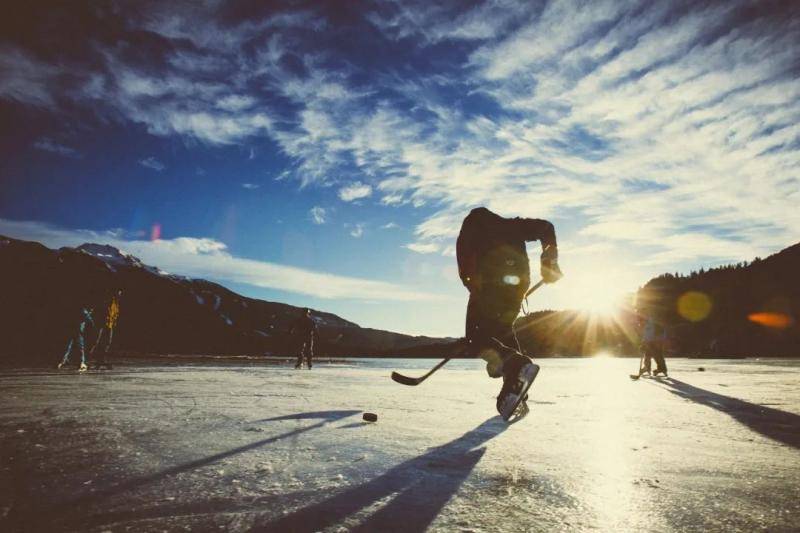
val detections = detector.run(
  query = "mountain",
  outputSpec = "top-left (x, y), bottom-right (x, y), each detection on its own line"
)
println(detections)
top-left (405, 243), bottom-right (800, 358)
top-left (0, 236), bottom-right (453, 363)
top-left (512, 242), bottom-right (798, 357)
top-left (634, 242), bottom-right (800, 357)
top-left (2, 234), bottom-right (796, 363)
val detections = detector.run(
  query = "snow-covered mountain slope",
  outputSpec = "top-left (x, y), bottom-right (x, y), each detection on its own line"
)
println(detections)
top-left (0, 235), bottom-right (453, 361)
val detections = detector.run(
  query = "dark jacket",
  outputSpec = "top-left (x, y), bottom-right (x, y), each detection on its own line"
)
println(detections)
top-left (456, 207), bottom-right (556, 299)
top-left (290, 314), bottom-right (317, 339)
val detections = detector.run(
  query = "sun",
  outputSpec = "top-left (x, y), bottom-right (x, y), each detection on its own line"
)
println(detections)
top-left (557, 265), bottom-right (638, 317)
top-left (582, 281), bottom-right (626, 314)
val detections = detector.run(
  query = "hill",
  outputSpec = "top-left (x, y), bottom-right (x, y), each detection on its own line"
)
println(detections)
top-left (634, 243), bottom-right (800, 357)
top-left (0, 236), bottom-right (453, 363)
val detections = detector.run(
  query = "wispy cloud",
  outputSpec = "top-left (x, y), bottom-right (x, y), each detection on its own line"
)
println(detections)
top-left (0, 46), bottom-right (61, 108)
top-left (33, 138), bottom-right (81, 158)
top-left (348, 223), bottom-right (365, 238)
top-left (4, 0), bottom-right (799, 283)
top-left (218, 95), bottom-right (257, 112)
top-left (406, 242), bottom-right (439, 254)
top-left (242, 183), bottom-right (260, 190)
top-left (0, 218), bottom-right (439, 302)
top-left (139, 157), bottom-right (165, 172)
top-left (338, 181), bottom-right (373, 202)
top-left (381, 222), bottom-right (399, 229)
top-left (309, 206), bottom-right (327, 225)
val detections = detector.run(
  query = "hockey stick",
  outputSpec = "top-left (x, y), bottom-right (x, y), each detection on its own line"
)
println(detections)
top-left (391, 278), bottom-right (546, 386)
top-left (629, 354), bottom-right (644, 380)
top-left (630, 352), bottom-right (646, 380)
top-left (391, 356), bottom-right (454, 386)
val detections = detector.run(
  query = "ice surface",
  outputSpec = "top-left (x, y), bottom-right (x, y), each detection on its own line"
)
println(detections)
top-left (0, 358), bottom-right (798, 532)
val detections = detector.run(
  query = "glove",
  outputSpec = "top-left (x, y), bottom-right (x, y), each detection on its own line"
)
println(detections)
top-left (540, 246), bottom-right (563, 284)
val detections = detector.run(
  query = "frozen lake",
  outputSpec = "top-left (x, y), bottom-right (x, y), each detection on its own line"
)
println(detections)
top-left (1, 357), bottom-right (799, 532)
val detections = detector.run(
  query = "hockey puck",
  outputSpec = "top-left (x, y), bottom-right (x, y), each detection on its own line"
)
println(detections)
top-left (698, 367), bottom-right (706, 372)
top-left (362, 412), bottom-right (378, 422)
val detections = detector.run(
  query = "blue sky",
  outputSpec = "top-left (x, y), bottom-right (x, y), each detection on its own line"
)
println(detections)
top-left (1, 0), bottom-right (798, 336)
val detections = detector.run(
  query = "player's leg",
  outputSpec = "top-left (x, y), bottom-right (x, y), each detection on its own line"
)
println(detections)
top-left (469, 292), bottom-right (537, 419)
top-left (294, 341), bottom-right (303, 369)
top-left (59, 337), bottom-right (74, 369)
top-left (103, 327), bottom-right (114, 368)
top-left (654, 347), bottom-right (667, 376)
top-left (89, 328), bottom-right (103, 355)
top-left (77, 327), bottom-right (88, 372)
top-left (466, 293), bottom-right (511, 377)
top-left (90, 328), bottom-right (105, 368)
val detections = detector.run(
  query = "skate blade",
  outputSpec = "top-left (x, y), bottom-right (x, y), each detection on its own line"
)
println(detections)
top-left (500, 363), bottom-right (540, 422)
top-left (507, 401), bottom-right (530, 424)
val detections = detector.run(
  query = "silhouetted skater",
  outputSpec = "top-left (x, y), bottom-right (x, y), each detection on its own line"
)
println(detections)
top-left (637, 316), bottom-right (668, 377)
top-left (58, 306), bottom-right (95, 372)
top-left (290, 308), bottom-right (317, 369)
top-left (90, 289), bottom-right (121, 369)
top-left (456, 207), bottom-right (562, 420)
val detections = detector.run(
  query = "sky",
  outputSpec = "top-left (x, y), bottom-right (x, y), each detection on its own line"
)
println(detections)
top-left (1, 0), bottom-right (799, 337)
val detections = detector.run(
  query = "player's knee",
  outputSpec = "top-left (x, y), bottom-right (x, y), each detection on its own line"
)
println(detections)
top-left (480, 348), bottom-right (503, 378)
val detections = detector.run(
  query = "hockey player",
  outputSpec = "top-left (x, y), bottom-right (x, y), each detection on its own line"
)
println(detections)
top-left (290, 308), bottom-right (317, 369)
top-left (90, 289), bottom-right (121, 369)
top-left (456, 207), bottom-right (562, 420)
top-left (58, 306), bottom-right (95, 372)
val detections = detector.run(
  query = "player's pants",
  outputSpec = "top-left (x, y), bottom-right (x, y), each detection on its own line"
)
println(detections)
top-left (61, 326), bottom-right (88, 366)
top-left (91, 327), bottom-right (114, 363)
top-left (294, 339), bottom-right (313, 368)
top-left (640, 343), bottom-right (668, 375)
top-left (465, 291), bottom-right (525, 378)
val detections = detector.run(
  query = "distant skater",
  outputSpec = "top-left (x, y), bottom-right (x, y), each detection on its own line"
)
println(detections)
top-left (58, 306), bottom-right (95, 372)
top-left (90, 289), bottom-right (121, 369)
top-left (456, 207), bottom-right (562, 420)
top-left (290, 308), bottom-right (317, 369)
top-left (636, 317), bottom-right (668, 377)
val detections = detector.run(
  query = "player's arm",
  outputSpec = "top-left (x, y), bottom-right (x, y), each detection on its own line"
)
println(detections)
top-left (510, 217), bottom-right (562, 283)
top-left (456, 229), bottom-right (480, 292)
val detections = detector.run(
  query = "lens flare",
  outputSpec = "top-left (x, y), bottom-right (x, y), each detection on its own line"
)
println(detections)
top-left (748, 312), bottom-right (794, 329)
top-left (677, 291), bottom-right (712, 322)
top-left (150, 223), bottom-right (162, 241)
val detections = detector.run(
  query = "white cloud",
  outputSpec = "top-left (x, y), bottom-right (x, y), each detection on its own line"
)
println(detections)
top-left (139, 157), bottom-right (165, 172)
top-left (33, 138), bottom-right (81, 158)
top-left (309, 206), bottom-right (327, 224)
top-left (0, 46), bottom-right (60, 108)
top-left (338, 182), bottom-right (373, 202)
top-left (242, 183), bottom-right (260, 190)
top-left (217, 95), bottom-right (257, 112)
top-left (353, 1), bottom-right (800, 274)
top-left (0, 218), bottom-right (440, 302)
top-left (349, 223), bottom-right (364, 238)
top-left (406, 242), bottom-right (439, 254)
top-left (381, 222), bottom-right (399, 229)
top-left (7, 1), bottom-right (799, 291)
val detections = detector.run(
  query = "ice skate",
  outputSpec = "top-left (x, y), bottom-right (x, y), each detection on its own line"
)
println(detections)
top-left (497, 354), bottom-right (539, 422)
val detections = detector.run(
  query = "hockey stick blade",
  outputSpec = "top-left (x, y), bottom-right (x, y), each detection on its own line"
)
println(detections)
top-left (391, 358), bottom-right (451, 386)
top-left (390, 371), bottom-right (424, 386)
